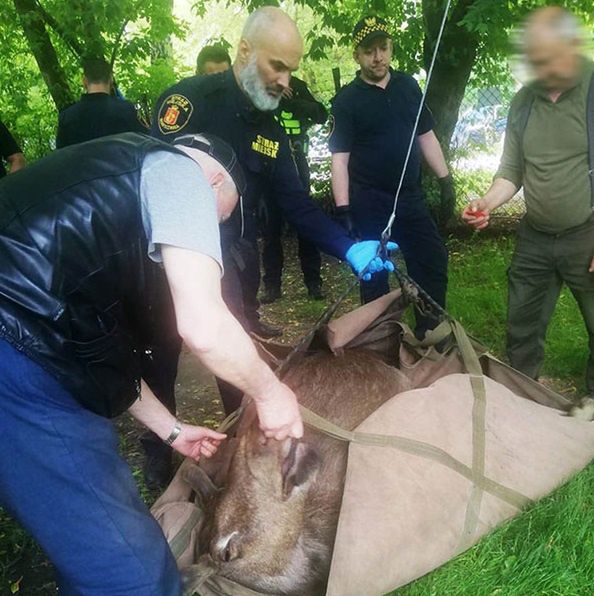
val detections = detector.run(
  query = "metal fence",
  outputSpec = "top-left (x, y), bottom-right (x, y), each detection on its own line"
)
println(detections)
top-left (307, 84), bottom-right (526, 229)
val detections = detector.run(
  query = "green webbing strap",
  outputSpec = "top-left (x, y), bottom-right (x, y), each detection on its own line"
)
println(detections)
top-left (169, 507), bottom-right (203, 560)
top-left (184, 561), bottom-right (265, 596)
top-left (299, 403), bottom-right (529, 511)
top-left (399, 319), bottom-right (453, 350)
top-left (451, 320), bottom-right (488, 548)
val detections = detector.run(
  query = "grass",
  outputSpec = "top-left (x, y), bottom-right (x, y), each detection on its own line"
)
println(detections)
top-left (1, 231), bottom-right (592, 594)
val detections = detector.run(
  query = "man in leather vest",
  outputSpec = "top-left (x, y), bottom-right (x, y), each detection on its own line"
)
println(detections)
top-left (0, 132), bottom-right (306, 595)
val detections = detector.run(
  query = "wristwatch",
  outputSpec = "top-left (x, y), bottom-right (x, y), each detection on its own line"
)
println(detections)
top-left (164, 419), bottom-right (182, 446)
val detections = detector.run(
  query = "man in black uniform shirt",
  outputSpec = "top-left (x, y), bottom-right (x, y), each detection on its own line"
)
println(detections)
top-left (196, 45), bottom-right (232, 75)
top-left (152, 6), bottom-right (396, 415)
top-left (56, 57), bottom-right (146, 148)
top-left (0, 120), bottom-right (26, 178)
top-left (260, 74), bottom-right (328, 303)
top-left (330, 16), bottom-right (454, 338)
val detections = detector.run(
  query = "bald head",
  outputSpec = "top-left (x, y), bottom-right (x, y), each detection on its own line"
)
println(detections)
top-left (521, 6), bottom-right (584, 92)
top-left (525, 6), bottom-right (582, 47)
top-left (234, 7), bottom-right (303, 111)
top-left (241, 7), bottom-right (303, 52)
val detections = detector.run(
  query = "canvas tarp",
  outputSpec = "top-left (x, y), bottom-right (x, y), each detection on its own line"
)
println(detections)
top-left (152, 289), bottom-right (594, 595)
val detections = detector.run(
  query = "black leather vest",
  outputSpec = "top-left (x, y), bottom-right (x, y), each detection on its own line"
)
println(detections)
top-left (0, 132), bottom-right (182, 417)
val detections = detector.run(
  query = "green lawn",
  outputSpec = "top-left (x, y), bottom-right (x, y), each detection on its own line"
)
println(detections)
top-left (393, 233), bottom-right (594, 596)
top-left (1, 232), bottom-right (592, 595)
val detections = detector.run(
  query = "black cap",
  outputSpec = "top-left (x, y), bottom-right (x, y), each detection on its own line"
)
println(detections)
top-left (352, 16), bottom-right (391, 48)
top-left (173, 133), bottom-right (247, 197)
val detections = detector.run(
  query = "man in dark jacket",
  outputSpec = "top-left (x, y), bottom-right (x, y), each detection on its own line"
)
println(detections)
top-left (151, 6), bottom-right (397, 417)
top-left (0, 132), bottom-right (305, 595)
top-left (56, 57), bottom-right (146, 148)
top-left (261, 75), bottom-right (328, 303)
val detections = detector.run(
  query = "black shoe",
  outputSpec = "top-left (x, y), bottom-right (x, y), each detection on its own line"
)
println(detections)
top-left (307, 283), bottom-right (325, 301)
top-left (261, 286), bottom-right (282, 304)
top-left (141, 439), bottom-right (173, 490)
top-left (249, 318), bottom-right (283, 338)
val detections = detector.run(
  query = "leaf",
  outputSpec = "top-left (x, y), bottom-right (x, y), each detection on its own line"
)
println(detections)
top-left (10, 577), bottom-right (23, 594)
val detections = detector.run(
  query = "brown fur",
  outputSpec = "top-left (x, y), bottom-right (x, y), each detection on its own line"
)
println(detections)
top-left (194, 349), bottom-right (408, 595)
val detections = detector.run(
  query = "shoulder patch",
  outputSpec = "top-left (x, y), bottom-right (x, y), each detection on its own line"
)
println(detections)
top-left (326, 114), bottom-right (335, 140)
top-left (157, 93), bottom-right (194, 135)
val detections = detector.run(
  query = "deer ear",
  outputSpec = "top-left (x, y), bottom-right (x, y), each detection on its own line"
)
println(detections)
top-left (281, 442), bottom-right (320, 500)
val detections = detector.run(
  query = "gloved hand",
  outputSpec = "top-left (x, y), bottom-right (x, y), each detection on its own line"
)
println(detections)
top-left (345, 241), bottom-right (399, 281)
top-left (438, 174), bottom-right (456, 228)
top-left (334, 205), bottom-right (360, 240)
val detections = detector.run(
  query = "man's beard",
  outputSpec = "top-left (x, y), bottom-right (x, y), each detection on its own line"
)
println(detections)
top-left (239, 55), bottom-right (282, 112)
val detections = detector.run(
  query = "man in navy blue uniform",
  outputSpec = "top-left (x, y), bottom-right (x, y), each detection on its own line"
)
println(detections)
top-left (57, 57), bottom-right (146, 148)
top-left (330, 16), bottom-right (454, 338)
top-left (151, 7), bottom-right (395, 382)
top-left (260, 74), bottom-right (328, 303)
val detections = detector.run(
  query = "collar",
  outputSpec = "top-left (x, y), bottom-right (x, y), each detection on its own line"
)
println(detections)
top-left (354, 67), bottom-right (394, 90)
top-left (81, 92), bottom-right (111, 101)
top-left (225, 68), bottom-right (265, 123)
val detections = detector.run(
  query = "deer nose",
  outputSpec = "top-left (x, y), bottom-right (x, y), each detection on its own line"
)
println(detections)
top-left (213, 531), bottom-right (241, 563)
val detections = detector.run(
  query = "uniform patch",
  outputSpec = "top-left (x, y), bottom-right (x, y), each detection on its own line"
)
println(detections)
top-left (157, 94), bottom-right (194, 135)
top-left (326, 114), bottom-right (336, 139)
top-left (251, 134), bottom-right (279, 158)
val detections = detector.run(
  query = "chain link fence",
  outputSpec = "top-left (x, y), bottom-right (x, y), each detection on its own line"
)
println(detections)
top-left (307, 84), bottom-right (526, 232)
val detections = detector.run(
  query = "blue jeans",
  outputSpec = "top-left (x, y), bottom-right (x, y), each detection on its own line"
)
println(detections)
top-left (0, 339), bottom-right (181, 595)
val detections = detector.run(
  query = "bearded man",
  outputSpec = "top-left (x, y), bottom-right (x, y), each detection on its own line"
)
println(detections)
top-left (148, 6), bottom-right (396, 482)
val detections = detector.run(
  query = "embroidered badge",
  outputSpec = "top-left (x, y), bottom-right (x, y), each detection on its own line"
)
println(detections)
top-left (251, 134), bottom-right (280, 158)
top-left (157, 94), bottom-right (194, 135)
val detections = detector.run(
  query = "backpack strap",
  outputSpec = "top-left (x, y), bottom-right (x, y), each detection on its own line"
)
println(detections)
top-left (586, 71), bottom-right (594, 207)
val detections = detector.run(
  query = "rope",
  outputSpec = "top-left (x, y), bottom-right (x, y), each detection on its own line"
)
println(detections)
top-left (380, 0), bottom-right (453, 241)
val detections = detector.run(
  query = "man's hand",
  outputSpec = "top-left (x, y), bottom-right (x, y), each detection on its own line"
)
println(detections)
top-left (346, 240), bottom-right (399, 281)
top-left (282, 86), bottom-right (294, 100)
top-left (334, 205), bottom-right (360, 240)
top-left (252, 382), bottom-right (303, 441)
top-left (589, 255), bottom-right (594, 273)
top-left (462, 198), bottom-right (491, 230)
top-left (170, 424), bottom-right (227, 462)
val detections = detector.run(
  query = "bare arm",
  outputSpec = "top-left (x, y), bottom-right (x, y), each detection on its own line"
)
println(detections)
top-left (418, 130), bottom-right (448, 178)
top-left (7, 152), bottom-right (26, 173)
top-left (161, 245), bottom-right (303, 440)
top-left (462, 178), bottom-right (519, 230)
top-left (331, 152), bottom-right (350, 207)
top-left (128, 379), bottom-right (226, 460)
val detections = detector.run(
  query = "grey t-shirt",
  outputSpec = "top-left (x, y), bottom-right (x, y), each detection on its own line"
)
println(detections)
top-left (140, 149), bottom-right (222, 271)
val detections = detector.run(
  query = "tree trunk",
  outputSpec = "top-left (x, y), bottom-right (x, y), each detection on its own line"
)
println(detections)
top-left (422, 0), bottom-right (480, 153)
top-left (13, 0), bottom-right (74, 111)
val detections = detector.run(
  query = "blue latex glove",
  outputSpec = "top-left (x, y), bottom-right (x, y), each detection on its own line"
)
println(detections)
top-left (345, 241), bottom-right (399, 281)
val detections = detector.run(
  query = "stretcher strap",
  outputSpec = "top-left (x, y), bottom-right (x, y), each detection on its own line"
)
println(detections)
top-left (299, 318), bottom-right (531, 516)
top-left (451, 320), bottom-right (488, 549)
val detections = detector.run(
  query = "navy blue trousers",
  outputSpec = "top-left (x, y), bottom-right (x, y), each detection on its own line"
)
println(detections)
top-left (351, 185), bottom-right (448, 337)
top-left (0, 339), bottom-right (181, 595)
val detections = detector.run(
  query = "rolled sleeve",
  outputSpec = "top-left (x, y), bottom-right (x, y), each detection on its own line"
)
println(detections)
top-left (328, 97), bottom-right (354, 154)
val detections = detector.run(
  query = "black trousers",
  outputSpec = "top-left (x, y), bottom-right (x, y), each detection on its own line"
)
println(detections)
top-left (261, 150), bottom-right (322, 291)
top-left (352, 185), bottom-right (448, 338)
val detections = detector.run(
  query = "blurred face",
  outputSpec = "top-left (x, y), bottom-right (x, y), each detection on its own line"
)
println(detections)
top-left (202, 60), bottom-right (231, 75)
top-left (354, 36), bottom-right (392, 83)
top-left (525, 34), bottom-right (580, 91)
top-left (237, 31), bottom-right (302, 111)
